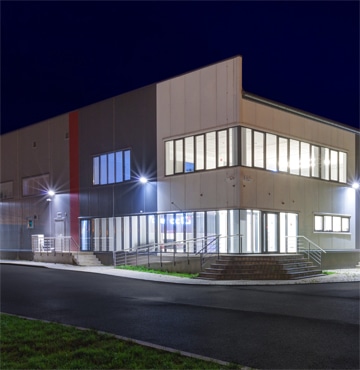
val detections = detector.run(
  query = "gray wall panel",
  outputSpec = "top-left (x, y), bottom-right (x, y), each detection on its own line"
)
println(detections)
top-left (78, 85), bottom-right (157, 218)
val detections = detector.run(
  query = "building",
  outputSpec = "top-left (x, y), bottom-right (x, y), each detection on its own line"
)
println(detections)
top-left (1, 56), bottom-right (359, 268)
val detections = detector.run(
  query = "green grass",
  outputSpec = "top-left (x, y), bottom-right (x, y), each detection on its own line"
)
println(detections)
top-left (322, 271), bottom-right (337, 275)
top-left (116, 265), bottom-right (199, 278)
top-left (0, 314), bottom-right (246, 369)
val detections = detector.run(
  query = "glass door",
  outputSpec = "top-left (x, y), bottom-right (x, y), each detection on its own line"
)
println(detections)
top-left (263, 213), bottom-right (279, 253)
top-left (80, 219), bottom-right (91, 251)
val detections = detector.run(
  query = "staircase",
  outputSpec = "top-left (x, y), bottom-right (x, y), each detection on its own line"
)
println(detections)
top-left (198, 254), bottom-right (324, 280)
top-left (73, 252), bottom-right (102, 266)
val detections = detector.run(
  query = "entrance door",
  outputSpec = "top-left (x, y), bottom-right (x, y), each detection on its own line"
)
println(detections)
top-left (263, 213), bottom-right (279, 253)
top-left (80, 219), bottom-right (91, 251)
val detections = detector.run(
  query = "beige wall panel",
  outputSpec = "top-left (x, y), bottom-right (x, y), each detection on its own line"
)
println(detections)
top-left (216, 62), bottom-right (228, 126)
top-left (226, 59), bottom-right (239, 124)
top-left (302, 118), bottom-right (318, 142)
top-left (273, 109), bottom-right (290, 136)
top-left (169, 176), bottom-right (186, 212)
top-left (317, 183), bottom-right (333, 213)
top-left (170, 76), bottom-right (185, 136)
top-left (317, 122), bottom-right (331, 147)
top-left (288, 176), bottom-right (305, 212)
top-left (156, 82), bottom-right (171, 138)
top-left (241, 100), bottom-right (256, 128)
top-left (239, 167), bottom-right (257, 208)
top-left (199, 171), bottom-right (217, 209)
top-left (289, 115), bottom-right (305, 139)
top-left (185, 174), bottom-right (201, 210)
top-left (215, 168), bottom-right (240, 208)
top-left (184, 72), bottom-right (201, 133)
top-left (255, 104), bottom-right (274, 132)
top-left (255, 171), bottom-right (274, 210)
top-left (200, 65), bottom-right (217, 129)
top-left (273, 174), bottom-right (290, 211)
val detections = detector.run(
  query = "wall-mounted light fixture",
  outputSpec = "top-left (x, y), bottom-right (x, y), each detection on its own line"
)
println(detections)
top-left (352, 182), bottom-right (359, 190)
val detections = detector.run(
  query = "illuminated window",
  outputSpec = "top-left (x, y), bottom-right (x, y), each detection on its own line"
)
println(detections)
top-left (266, 133), bottom-right (277, 171)
top-left (254, 131), bottom-right (264, 168)
top-left (93, 149), bottom-right (131, 186)
top-left (175, 139), bottom-right (183, 173)
top-left (311, 145), bottom-right (320, 178)
top-left (184, 136), bottom-right (194, 172)
top-left (289, 139), bottom-right (300, 175)
top-left (314, 214), bottom-right (350, 233)
top-left (241, 127), bottom-right (252, 167)
top-left (217, 130), bottom-right (227, 167)
top-left (278, 137), bottom-right (288, 172)
top-left (321, 147), bottom-right (330, 180)
top-left (195, 135), bottom-right (205, 170)
top-left (330, 150), bottom-right (338, 181)
top-left (300, 142), bottom-right (310, 177)
top-left (165, 127), bottom-right (238, 176)
top-left (165, 141), bottom-right (174, 175)
top-left (339, 152), bottom-right (347, 183)
top-left (206, 132), bottom-right (216, 170)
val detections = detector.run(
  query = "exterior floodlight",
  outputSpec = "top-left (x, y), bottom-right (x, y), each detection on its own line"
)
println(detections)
top-left (352, 182), bottom-right (359, 190)
top-left (48, 190), bottom-right (55, 197)
top-left (139, 177), bottom-right (148, 184)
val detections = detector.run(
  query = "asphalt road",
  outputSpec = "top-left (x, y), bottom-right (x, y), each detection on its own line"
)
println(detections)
top-left (1, 264), bottom-right (359, 369)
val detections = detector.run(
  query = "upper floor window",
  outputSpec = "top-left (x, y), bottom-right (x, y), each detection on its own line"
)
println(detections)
top-left (241, 127), bottom-right (347, 184)
top-left (165, 127), bottom-right (239, 176)
top-left (93, 149), bottom-right (131, 185)
top-left (0, 181), bottom-right (14, 200)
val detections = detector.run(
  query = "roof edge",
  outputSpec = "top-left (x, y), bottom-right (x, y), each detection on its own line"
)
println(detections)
top-left (242, 91), bottom-right (360, 135)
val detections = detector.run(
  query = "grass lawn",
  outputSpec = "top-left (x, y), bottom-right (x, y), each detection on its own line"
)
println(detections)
top-left (0, 314), bottom-right (248, 369)
top-left (116, 265), bottom-right (199, 278)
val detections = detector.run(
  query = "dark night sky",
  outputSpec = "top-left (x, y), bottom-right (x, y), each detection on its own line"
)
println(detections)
top-left (1, 1), bottom-right (359, 135)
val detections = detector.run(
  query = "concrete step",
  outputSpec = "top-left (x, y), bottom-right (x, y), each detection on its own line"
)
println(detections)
top-left (73, 252), bottom-right (102, 266)
top-left (198, 254), bottom-right (323, 281)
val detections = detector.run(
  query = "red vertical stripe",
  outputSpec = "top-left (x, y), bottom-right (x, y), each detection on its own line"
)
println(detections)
top-left (69, 111), bottom-right (80, 249)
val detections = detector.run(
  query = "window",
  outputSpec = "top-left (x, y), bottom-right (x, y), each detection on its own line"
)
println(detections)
top-left (184, 136), bottom-right (194, 172)
top-left (300, 142), bottom-right (310, 177)
top-left (253, 131), bottom-right (264, 168)
top-left (311, 145), bottom-right (320, 178)
top-left (321, 147), bottom-right (330, 180)
top-left (165, 127), bottom-right (238, 176)
top-left (289, 139), bottom-right (300, 175)
top-left (241, 127), bottom-right (252, 167)
top-left (217, 130), bottom-right (227, 167)
top-left (278, 137), bottom-right (288, 172)
top-left (339, 152), bottom-right (347, 183)
top-left (314, 214), bottom-right (350, 233)
top-left (266, 133), bottom-right (277, 171)
top-left (195, 135), bottom-right (205, 170)
top-left (206, 132), bottom-right (216, 170)
top-left (93, 149), bottom-right (131, 186)
top-left (330, 150), bottom-right (338, 181)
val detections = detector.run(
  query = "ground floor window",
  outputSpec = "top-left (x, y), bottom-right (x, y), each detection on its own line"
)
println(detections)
top-left (80, 210), bottom-right (299, 254)
top-left (314, 214), bottom-right (350, 233)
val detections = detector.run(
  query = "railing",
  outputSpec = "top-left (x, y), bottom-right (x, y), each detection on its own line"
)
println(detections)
top-left (196, 234), bottom-right (243, 270)
top-left (285, 235), bottom-right (326, 267)
top-left (31, 235), bottom-right (80, 255)
top-left (113, 235), bottom-right (220, 268)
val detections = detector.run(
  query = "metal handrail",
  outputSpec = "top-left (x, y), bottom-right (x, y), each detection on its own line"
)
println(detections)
top-left (113, 235), bottom-right (221, 268)
top-left (285, 235), bottom-right (326, 267)
top-left (32, 235), bottom-right (80, 254)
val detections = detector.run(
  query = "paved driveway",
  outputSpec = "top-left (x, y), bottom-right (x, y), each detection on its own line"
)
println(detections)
top-left (1, 263), bottom-right (359, 369)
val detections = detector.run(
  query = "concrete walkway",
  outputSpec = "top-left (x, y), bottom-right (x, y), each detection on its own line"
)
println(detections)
top-left (1, 259), bottom-right (360, 285)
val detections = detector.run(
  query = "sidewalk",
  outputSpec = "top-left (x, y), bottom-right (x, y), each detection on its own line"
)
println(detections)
top-left (1, 259), bottom-right (360, 285)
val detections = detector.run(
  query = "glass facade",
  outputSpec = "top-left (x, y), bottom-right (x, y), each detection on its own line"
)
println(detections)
top-left (82, 209), bottom-right (302, 254)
